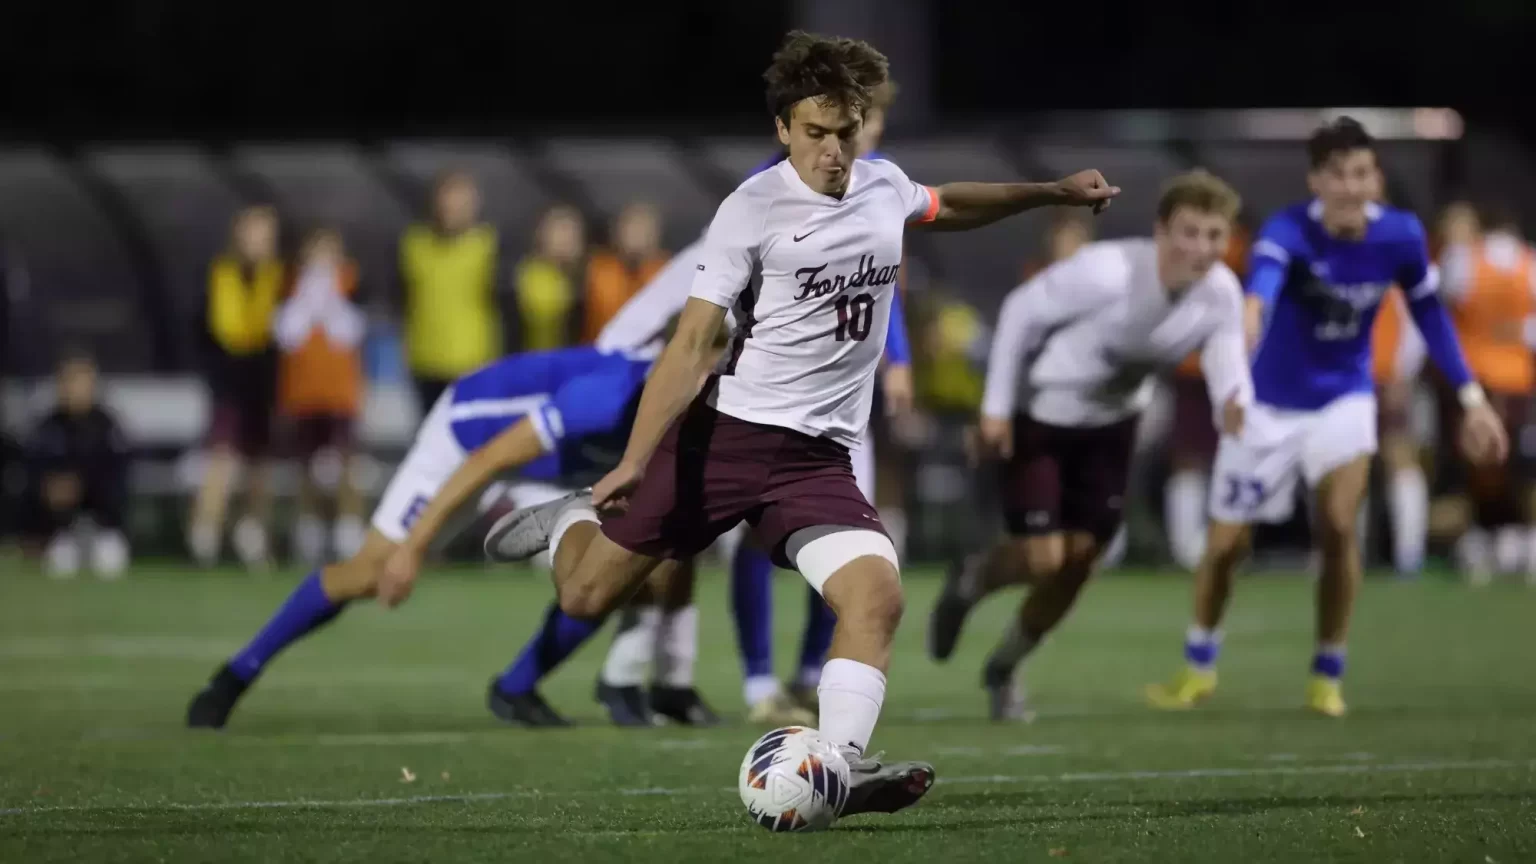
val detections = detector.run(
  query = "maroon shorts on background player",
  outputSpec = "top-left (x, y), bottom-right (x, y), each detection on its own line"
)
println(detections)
top-left (602, 398), bottom-right (886, 568)
top-left (1170, 376), bottom-right (1217, 467)
top-left (1001, 412), bottom-right (1138, 541)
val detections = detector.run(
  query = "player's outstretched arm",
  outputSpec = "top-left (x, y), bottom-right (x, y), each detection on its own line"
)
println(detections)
top-left (920, 171), bottom-right (1121, 232)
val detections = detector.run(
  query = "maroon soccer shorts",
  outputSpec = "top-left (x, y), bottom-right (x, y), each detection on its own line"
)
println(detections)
top-left (1001, 412), bottom-right (1139, 542)
top-left (603, 400), bottom-right (887, 567)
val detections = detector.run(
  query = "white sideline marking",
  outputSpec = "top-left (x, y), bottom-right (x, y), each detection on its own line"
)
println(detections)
top-left (310, 732), bottom-right (471, 747)
top-left (3, 757), bottom-right (1530, 817)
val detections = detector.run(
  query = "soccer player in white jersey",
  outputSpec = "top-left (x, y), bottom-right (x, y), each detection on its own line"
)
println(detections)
top-left (926, 171), bottom-right (1251, 720)
top-left (388, 31), bottom-right (1116, 816)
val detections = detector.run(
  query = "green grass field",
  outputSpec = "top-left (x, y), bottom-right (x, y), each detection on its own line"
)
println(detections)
top-left (2, 564), bottom-right (1534, 863)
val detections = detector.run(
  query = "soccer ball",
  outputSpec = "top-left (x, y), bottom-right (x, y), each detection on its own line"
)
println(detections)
top-left (738, 726), bottom-right (850, 832)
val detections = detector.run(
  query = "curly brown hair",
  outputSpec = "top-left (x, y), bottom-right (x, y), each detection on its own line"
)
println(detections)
top-left (763, 31), bottom-right (889, 124)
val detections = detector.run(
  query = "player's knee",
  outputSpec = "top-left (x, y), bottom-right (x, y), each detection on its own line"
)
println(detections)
top-left (794, 527), bottom-right (902, 634)
top-left (1202, 522), bottom-right (1251, 572)
top-left (1020, 534), bottom-right (1065, 580)
top-left (1315, 513), bottom-right (1358, 555)
top-left (321, 559), bottom-right (379, 600)
top-left (556, 573), bottom-right (620, 620)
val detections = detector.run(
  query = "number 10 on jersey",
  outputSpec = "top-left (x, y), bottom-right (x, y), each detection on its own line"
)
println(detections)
top-left (835, 293), bottom-right (875, 342)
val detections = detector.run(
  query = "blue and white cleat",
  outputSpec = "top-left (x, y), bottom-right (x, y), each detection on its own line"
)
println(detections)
top-left (484, 489), bottom-right (593, 562)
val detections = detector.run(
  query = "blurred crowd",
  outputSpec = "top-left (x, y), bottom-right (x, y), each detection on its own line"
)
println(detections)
top-left (2, 163), bottom-right (1533, 587)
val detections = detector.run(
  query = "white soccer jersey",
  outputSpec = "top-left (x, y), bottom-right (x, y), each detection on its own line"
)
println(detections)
top-left (690, 158), bottom-right (938, 447)
top-left (595, 239), bottom-right (704, 357)
top-left (982, 239), bottom-right (1253, 427)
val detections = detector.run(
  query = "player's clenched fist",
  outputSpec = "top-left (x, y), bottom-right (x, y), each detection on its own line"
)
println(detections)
top-left (1054, 170), bottom-right (1121, 214)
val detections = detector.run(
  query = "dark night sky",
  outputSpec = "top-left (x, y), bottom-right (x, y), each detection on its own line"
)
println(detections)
top-left (1, 1), bottom-right (1533, 140)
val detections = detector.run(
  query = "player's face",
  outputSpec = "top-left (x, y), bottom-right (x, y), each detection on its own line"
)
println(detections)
top-left (58, 359), bottom-right (97, 413)
top-left (1155, 207), bottom-right (1232, 289)
top-left (1440, 202), bottom-right (1480, 246)
top-left (777, 98), bottom-right (861, 196)
top-left (1308, 148), bottom-right (1377, 235)
top-left (436, 180), bottom-right (480, 231)
top-left (233, 211), bottom-right (277, 262)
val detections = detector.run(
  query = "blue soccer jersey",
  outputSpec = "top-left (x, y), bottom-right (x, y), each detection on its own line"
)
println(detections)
top-left (1247, 200), bottom-right (1473, 409)
top-left (448, 347), bottom-right (650, 483)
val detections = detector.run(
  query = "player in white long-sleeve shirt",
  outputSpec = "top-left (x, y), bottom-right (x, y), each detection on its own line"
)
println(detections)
top-left (928, 171), bottom-right (1254, 720)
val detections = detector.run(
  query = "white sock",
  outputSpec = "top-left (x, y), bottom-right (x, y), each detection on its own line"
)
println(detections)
top-left (188, 520), bottom-right (221, 566)
top-left (744, 675), bottom-right (782, 707)
top-left (817, 658), bottom-right (886, 756)
top-left (89, 529), bottom-right (130, 579)
top-left (654, 605), bottom-right (698, 688)
top-left (45, 532), bottom-right (82, 578)
top-left (231, 517), bottom-right (269, 568)
top-left (1387, 469), bottom-right (1428, 573)
top-left (1524, 528), bottom-right (1536, 577)
top-left (1495, 527), bottom-right (1526, 574)
top-left (1165, 471), bottom-right (1208, 571)
top-left (600, 606), bottom-right (662, 687)
top-left (333, 515), bottom-right (367, 561)
top-left (1458, 529), bottom-right (1493, 583)
top-left (294, 514), bottom-right (327, 566)
top-left (550, 502), bottom-right (599, 560)
top-left (985, 620), bottom-right (1041, 674)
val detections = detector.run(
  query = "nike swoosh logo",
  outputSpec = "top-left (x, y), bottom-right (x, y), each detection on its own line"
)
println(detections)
top-left (793, 230), bottom-right (817, 242)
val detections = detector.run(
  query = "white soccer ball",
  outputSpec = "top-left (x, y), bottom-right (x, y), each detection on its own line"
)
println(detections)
top-left (738, 726), bottom-right (850, 832)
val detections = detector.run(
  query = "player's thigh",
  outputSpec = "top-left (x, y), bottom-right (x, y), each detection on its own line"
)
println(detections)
top-left (602, 405), bottom-right (766, 563)
top-left (1208, 408), bottom-right (1304, 526)
top-left (558, 529), bottom-right (668, 618)
top-left (1300, 393), bottom-right (1378, 489)
top-left (370, 392), bottom-right (465, 544)
top-left (1312, 454), bottom-right (1371, 540)
top-left (1001, 414), bottom-right (1065, 538)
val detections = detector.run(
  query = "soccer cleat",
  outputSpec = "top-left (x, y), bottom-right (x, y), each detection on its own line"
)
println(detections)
top-left (487, 681), bottom-right (571, 727)
top-left (595, 681), bottom-right (657, 727)
top-left (187, 664), bottom-right (250, 729)
top-left (927, 555), bottom-right (982, 661)
top-left (1304, 675), bottom-right (1347, 718)
top-left (484, 489), bottom-right (592, 562)
top-left (1145, 665), bottom-right (1218, 710)
top-left (747, 691), bottom-right (816, 727)
top-left (838, 750), bottom-right (936, 817)
top-left (648, 685), bottom-right (721, 726)
top-left (983, 663), bottom-right (1034, 723)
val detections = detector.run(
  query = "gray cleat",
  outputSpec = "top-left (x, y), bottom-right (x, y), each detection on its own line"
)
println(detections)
top-left (484, 489), bottom-right (592, 562)
top-left (838, 750), bottom-right (936, 817)
top-left (983, 662), bottom-right (1035, 723)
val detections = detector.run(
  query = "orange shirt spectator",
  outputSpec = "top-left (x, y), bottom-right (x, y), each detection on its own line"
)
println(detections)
top-left (275, 229), bottom-right (365, 422)
top-left (582, 202), bottom-right (669, 343)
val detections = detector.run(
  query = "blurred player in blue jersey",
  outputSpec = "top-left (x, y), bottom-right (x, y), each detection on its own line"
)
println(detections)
top-left (1147, 118), bottom-right (1509, 717)
top-left (186, 331), bottom-right (726, 729)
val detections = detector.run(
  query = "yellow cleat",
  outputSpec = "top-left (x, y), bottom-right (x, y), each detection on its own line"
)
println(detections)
top-left (1145, 666), bottom-right (1217, 710)
top-left (747, 691), bottom-right (816, 727)
top-left (1305, 676), bottom-right (1347, 717)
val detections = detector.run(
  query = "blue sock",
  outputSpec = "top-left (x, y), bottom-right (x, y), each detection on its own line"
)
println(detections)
top-left (496, 603), bottom-right (603, 695)
top-left (228, 571), bottom-right (345, 682)
top-left (798, 586), bottom-right (836, 678)
top-left (731, 545), bottom-right (775, 679)
top-left (1311, 645), bottom-right (1346, 679)
top-left (1184, 625), bottom-right (1221, 670)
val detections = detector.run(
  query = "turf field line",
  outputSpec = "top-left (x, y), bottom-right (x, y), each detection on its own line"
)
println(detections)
top-left (3, 757), bottom-right (1530, 816)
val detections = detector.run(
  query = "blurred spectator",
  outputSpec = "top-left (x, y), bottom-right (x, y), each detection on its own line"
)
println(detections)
top-left (27, 350), bottom-right (130, 579)
top-left (399, 171), bottom-right (500, 413)
top-left (274, 228), bottom-right (367, 565)
top-left (189, 205), bottom-right (282, 570)
top-left (583, 201), bottom-right (669, 343)
top-left (512, 204), bottom-right (586, 350)
top-left (916, 295), bottom-right (988, 415)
